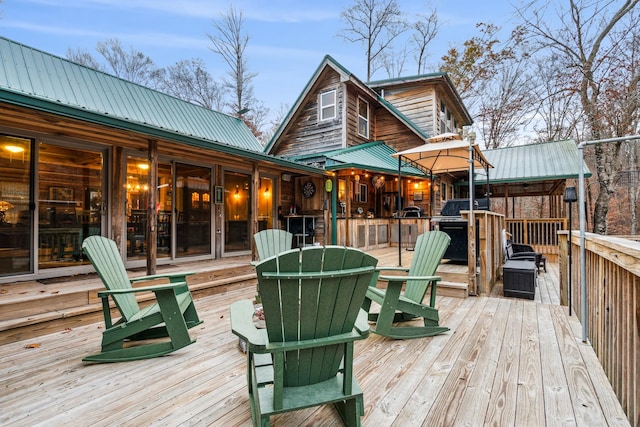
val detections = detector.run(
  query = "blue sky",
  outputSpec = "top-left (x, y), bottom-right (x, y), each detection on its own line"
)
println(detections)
top-left (0, 0), bottom-right (518, 118)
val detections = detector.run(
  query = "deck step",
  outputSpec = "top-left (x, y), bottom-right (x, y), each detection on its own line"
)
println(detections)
top-left (438, 281), bottom-right (468, 299)
top-left (0, 263), bottom-right (257, 345)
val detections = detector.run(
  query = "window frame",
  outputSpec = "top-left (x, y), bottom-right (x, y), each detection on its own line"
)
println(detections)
top-left (319, 89), bottom-right (337, 121)
top-left (357, 96), bottom-right (369, 139)
top-left (355, 182), bottom-right (368, 203)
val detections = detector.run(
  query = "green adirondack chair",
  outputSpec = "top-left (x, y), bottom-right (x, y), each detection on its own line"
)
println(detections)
top-left (81, 236), bottom-right (202, 363)
top-left (253, 229), bottom-right (293, 262)
top-left (363, 230), bottom-right (451, 339)
top-left (231, 245), bottom-right (377, 426)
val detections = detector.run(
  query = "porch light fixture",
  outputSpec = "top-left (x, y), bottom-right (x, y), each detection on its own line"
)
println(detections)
top-left (563, 186), bottom-right (577, 203)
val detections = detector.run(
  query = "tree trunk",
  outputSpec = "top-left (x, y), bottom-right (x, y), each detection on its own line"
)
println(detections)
top-left (592, 142), bottom-right (622, 234)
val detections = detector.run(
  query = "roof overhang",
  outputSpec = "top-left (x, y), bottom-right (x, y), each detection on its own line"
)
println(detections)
top-left (0, 94), bottom-right (327, 176)
top-left (322, 141), bottom-right (427, 177)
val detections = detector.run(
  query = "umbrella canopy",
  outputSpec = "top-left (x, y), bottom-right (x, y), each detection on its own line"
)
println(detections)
top-left (392, 139), bottom-right (492, 173)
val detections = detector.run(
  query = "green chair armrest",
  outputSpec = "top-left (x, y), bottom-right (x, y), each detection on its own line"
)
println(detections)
top-left (129, 271), bottom-right (195, 283)
top-left (377, 274), bottom-right (442, 283)
top-left (354, 308), bottom-right (370, 335)
top-left (230, 299), bottom-right (268, 347)
top-left (97, 282), bottom-right (188, 298)
top-left (375, 266), bottom-right (410, 273)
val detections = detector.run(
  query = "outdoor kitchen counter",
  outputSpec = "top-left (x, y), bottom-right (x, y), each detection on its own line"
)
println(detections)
top-left (335, 217), bottom-right (430, 251)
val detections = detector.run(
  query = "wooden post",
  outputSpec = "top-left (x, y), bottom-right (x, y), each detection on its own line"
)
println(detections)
top-left (252, 163), bottom-right (259, 260)
top-left (111, 146), bottom-right (125, 253)
top-left (214, 166), bottom-right (223, 258)
top-left (345, 174), bottom-right (351, 247)
top-left (147, 139), bottom-right (158, 275)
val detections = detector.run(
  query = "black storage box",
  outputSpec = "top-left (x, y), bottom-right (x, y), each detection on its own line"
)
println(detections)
top-left (503, 260), bottom-right (537, 300)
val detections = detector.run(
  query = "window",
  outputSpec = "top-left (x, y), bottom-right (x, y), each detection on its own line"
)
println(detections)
top-left (439, 100), bottom-right (457, 134)
top-left (319, 90), bottom-right (336, 121)
top-left (39, 143), bottom-right (104, 270)
top-left (358, 97), bottom-right (369, 138)
top-left (355, 183), bottom-right (368, 203)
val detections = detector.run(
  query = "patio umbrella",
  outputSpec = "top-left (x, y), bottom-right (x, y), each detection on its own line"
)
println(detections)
top-left (393, 138), bottom-right (491, 173)
top-left (392, 135), bottom-right (493, 266)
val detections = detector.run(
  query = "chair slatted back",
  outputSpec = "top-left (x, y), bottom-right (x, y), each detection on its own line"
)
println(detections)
top-left (82, 236), bottom-right (140, 321)
top-left (403, 231), bottom-right (451, 303)
top-left (255, 245), bottom-right (377, 387)
top-left (253, 229), bottom-right (293, 261)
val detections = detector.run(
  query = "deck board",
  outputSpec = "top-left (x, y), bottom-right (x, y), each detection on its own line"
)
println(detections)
top-left (0, 250), bottom-right (631, 427)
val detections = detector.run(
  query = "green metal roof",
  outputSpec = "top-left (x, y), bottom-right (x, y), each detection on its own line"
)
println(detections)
top-left (0, 37), bottom-right (261, 151)
top-left (322, 141), bottom-right (427, 177)
top-left (0, 37), bottom-right (327, 175)
top-left (481, 139), bottom-right (592, 183)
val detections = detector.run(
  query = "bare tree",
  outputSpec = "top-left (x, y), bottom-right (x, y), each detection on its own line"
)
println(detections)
top-left (156, 59), bottom-right (226, 110)
top-left (95, 38), bottom-right (161, 87)
top-left (600, 17), bottom-right (640, 233)
top-left (380, 43), bottom-right (409, 78)
top-left (338, 0), bottom-right (407, 81)
top-left (207, 6), bottom-right (257, 117)
top-left (476, 58), bottom-right (537, 148)
top-left (411, 8), bottom-right (440, 75)
top-left (66, 47), bottom-right (104, 71)
top-left (518, 0), bottom-right (640, 234)
top-left (530, 54), bottom-right (582, 142)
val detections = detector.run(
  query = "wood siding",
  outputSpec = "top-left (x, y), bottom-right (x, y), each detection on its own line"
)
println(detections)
top-left (381, 85), bottom-right (438, 137)
top-left (273, 69), bottom-right (344, 157)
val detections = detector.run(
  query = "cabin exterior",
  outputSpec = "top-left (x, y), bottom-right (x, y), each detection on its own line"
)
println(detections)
top-left (0, 37), bottom-right (326, 283)
top-left (266, 56), bottom-right (472, 248)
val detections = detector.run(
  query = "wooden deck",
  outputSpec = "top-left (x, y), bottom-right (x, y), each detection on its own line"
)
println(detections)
top-left (0, 249), bottom-right (631, 426)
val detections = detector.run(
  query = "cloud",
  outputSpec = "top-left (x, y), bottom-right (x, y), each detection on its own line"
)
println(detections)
top-left (4, 20), bottom-right (208, 50)
top-left (19, 0), bottom-right (338, 22)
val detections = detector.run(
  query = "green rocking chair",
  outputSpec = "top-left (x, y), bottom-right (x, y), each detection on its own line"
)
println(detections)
top-left (231, 245), bottom-right (377, 426)
top-left (81, 236), bottom-right (202, 363)
top-left (363, 230), bottom-right (451, 339)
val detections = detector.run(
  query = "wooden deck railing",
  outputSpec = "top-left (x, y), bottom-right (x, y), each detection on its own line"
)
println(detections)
top-left (558, 231), bottom-right (640, 426)
top-left (506, 218), bottom-right (567, 261)
top-left (462, 210), bottom-right (504, 296)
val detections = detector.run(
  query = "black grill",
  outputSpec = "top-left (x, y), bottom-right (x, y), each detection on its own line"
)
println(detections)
top-left (432, 199), bottom-right (489, 263)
